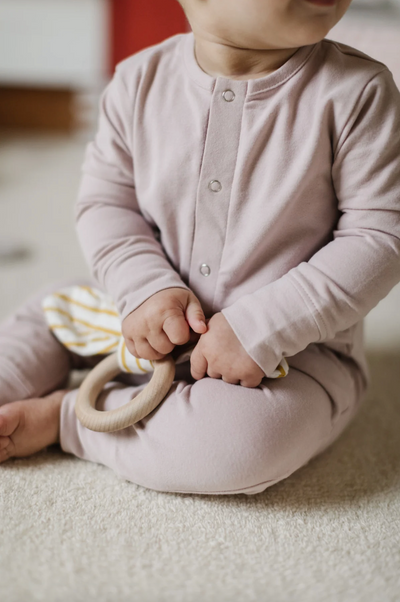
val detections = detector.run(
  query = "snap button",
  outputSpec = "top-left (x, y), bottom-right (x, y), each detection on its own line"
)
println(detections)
top-left (200, 264), bottom-right (211, 277)
top-left (208, 180), bottom-right (222, 193)
top-left (222, 90), bottom-right (235, 102)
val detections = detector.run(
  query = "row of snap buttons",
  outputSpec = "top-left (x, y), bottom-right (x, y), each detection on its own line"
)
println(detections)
top-left (199, 90), bottom-right (234, 276)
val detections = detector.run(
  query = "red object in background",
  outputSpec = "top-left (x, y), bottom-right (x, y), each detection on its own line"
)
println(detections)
top-left (111, 0), bottom-right (189, 72)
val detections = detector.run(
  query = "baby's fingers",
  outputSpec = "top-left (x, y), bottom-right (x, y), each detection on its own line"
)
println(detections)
top-left (125, 336), bottom-right (164, 361)
top-left (146, 329), bottom-right (175, 356)
top-left (163, 314), bottom-right (190, 345)
top-left (124, 337), bottom-right (139, 359)
top-left (185, 298), bottom-right (207, 334)
top-left (190, 345), bottom-right (208, 381)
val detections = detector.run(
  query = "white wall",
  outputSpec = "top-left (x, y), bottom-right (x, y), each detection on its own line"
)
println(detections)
top-left (0, 0), bottom-right (109, 89)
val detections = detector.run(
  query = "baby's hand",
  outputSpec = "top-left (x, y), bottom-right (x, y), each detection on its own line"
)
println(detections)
top-left (190, 313), bottom-right (265, 388)
top-left (122, 288), bottom-right (207, 360)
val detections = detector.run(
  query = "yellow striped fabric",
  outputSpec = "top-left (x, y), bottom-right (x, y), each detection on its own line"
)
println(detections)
top-left (42, 286), bottom-right (154, 374)
top-left (42, 285), bottom-right (289, 378)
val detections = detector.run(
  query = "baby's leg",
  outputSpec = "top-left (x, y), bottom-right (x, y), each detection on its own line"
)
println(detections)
top-left (0, 280), bottom-right (364, 493)
top-left (0, 277), bottom-right (101, 406)
top-left (54, 358), bottom-right (363, 495)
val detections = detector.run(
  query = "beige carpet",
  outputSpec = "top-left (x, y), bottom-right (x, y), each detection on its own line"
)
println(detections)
top-left (1, 352), bottom-right (399, 602)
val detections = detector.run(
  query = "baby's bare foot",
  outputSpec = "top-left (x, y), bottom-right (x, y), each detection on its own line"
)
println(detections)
top-left (0, 390), bottom-right (69, 463)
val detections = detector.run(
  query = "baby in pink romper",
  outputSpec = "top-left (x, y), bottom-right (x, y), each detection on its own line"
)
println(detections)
top-left (0, 0), bottom-right (399, 495)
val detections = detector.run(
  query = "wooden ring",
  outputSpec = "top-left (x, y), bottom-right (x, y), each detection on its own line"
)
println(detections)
top-left (75, 352), bottom-right (176, 432)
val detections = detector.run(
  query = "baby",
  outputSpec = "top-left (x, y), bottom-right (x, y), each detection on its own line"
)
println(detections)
top-left (0, 0), bottom-right (399, 495)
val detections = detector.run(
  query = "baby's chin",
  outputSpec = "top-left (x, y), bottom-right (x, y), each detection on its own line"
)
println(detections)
top-left (225, 18), bottom-right (340, 52)
top-left (272, 22), bottom-right (339, 49)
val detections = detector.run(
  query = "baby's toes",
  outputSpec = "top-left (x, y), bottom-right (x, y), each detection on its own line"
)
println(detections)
top-left (0, 435), bottom-right (14, 463)
top-left (0, 405), bottom-right (21, 461)
top-left (0, 406), bottom-right (21, 438)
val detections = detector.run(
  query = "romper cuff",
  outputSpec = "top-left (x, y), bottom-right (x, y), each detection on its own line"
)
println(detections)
top-left (221, 274), bottom-right (321, 377)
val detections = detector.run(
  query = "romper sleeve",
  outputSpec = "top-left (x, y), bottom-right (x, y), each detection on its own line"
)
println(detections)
top-left (221, 68), bottom-right (400, 377)
top-left (75, 67), bottom-right (190, 321)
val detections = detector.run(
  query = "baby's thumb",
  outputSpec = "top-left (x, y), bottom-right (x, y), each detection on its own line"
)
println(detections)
top-left (186, 298), bottom-right (207, 334)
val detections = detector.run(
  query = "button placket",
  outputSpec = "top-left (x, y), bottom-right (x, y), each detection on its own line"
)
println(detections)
top-left (189, 79), bottom-right (247, 313)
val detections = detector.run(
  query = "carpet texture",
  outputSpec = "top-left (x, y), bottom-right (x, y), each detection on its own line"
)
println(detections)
top-left (1, 352), bottom-right (399, 602)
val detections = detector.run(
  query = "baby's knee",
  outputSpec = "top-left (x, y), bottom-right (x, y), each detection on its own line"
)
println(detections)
top-left (140, 374), bottom-right (332, 496)
top-left (223, 376), bottom-right (333, 494)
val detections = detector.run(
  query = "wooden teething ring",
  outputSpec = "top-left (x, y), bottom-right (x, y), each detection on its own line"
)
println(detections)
top-left (75, 352), bottom-right (176, 432)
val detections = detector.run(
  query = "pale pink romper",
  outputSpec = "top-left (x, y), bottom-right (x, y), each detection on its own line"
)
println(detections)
top-left (1, 33), bottom-right (399, 495)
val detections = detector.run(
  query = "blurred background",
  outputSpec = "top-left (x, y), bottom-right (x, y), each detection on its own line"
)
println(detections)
top-left (0, 0), bottom-right (399, 353)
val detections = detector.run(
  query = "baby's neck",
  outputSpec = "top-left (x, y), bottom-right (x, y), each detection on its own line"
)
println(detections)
top-left (194, 37), bottom-right (299, 80)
